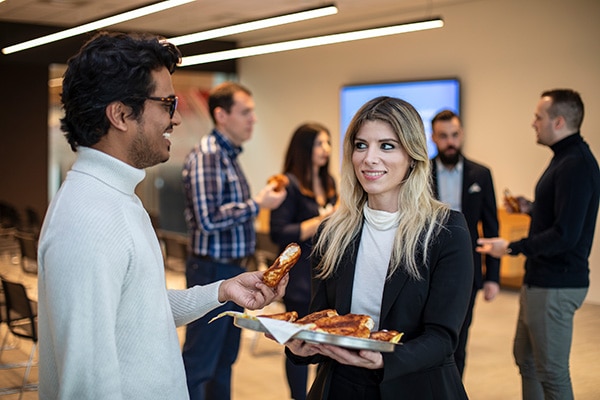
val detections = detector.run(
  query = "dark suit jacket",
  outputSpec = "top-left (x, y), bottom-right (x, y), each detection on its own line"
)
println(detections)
top-left (288, 211), bottom-right (473, 400)
top-left (431, 156), bottom-right (500, 288)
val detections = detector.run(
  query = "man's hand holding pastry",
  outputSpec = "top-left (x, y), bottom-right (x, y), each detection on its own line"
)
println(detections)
top-left (219, 271), bottom-right (288, 310)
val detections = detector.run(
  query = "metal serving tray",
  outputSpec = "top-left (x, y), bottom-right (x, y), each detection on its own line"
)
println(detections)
top-left (234, 315), bottom-right (397, 353)
top-left (293, 329), bottom-right (396, 352)
top-left (233, 315), bottom-right (265, 332)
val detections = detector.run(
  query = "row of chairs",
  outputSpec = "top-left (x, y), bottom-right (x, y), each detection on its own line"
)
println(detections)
top-left (0, 228), bottom-right (38, 275)
top-left (0, 277), bottom-right (38, 398)
top-left (0, 203), bottom-right (41, 237)
top-left (156, 229), bottom-right (189, 273)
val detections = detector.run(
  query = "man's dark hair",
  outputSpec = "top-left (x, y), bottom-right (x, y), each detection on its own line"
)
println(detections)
top-left (60, 31), bottom-right (181, 151)
top-left (207, 82), bottom-right (252, 125)
top-left (431, 109), bottom-right (461, 130)
top-left (542, 89), bottom-right (584, 131)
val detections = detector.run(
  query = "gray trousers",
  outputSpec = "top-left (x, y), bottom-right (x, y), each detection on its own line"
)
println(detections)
top-left (513, 285), bottom-right (587, 400)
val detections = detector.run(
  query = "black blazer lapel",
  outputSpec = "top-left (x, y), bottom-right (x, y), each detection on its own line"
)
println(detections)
top-left (431, 158), bottom-right (440, 199)
top-left (333, 235), bottom-right (360, 315)
top-left (461, 160), bottom-right (473, 217)
top-left (380, 268), bottom-right (410, 324)
top-left (461, 159), bottom-right (481, 227)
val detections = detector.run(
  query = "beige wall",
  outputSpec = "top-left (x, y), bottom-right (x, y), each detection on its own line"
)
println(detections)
top-left (233, 0), bottom-right (600, 302)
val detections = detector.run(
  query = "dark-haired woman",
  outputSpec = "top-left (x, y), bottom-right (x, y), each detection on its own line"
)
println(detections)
top-left (270, 122), bottom-right (338, 400)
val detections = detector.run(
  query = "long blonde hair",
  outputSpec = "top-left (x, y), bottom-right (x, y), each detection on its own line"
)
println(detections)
top-left (313, 96), bottom-right (449, 280)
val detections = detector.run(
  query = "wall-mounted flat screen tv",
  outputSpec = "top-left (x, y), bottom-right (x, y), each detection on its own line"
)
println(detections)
top-left (339, 78), bottom-right (460, 158)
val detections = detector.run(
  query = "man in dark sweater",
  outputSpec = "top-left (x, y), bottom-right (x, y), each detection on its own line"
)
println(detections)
top-left (477, 89), bottom-right (599, 400)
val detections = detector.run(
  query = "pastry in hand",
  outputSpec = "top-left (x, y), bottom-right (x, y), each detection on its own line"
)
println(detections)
top-left (503, 189), bottom-right (521, 213)
top-left (262, 243), bottom-right (301, 287)
top-left (267, 174), bottom-right (290, 192)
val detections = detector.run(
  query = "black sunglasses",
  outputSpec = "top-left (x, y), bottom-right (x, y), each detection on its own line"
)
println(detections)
top-left (146, 95), bottom-right (178, 118)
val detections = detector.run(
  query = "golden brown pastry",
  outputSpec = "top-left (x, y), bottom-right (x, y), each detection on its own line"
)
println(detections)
top-left (258, 311), bottom-right (298, 322)
top-left (262, 243), bottom-right (301, 287)
top-left (369, 329), bottom-right (404, 343)
top-left (312, 314), bottom-right (375, 338)
top-left (504, 189), bottom-right (521, 213)
top-left (267, 174), bottom-right (290, 192)
top-left (295, 309), bottom-right (339, 325)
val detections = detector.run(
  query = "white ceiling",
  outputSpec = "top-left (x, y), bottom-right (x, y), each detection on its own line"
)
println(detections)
top-left (0, 0), bottom-right (466, 46)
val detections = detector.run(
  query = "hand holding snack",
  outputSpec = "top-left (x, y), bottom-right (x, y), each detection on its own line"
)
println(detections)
top-left (316, 341), bottom-right (384, 370)
top-left (267, 174), bottom-right (290, 192)
top-left (263, 242), bottom-right (301, 287)
top-left (218, 270), bottom-right (287, 310)
top-left (503, 189), bottom-right (521, 213)
top-left (254, 181), bottom-right (287, 210)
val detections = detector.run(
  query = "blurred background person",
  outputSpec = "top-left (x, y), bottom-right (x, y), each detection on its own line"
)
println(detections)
top-left (430, 109), bottom-right (500, 377)
top-left (182, 81), bottom-right (286, 400)
top-left (285, 96), bottom-right (473, 399)
top-left (270, 122), bottom-right (338, 400)
top-left (478, 89), bottom-right (599, 400)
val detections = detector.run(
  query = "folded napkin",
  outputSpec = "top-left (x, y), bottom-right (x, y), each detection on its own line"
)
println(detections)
top-left (257, 316), bottom-right (308, 344)
top-left (209, 311), bottom-right (310, 344)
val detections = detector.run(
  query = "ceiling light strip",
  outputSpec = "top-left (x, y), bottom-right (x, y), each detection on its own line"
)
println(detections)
top-left (168, 4), bottom-right (338, 46)
top-left (1, 0), bottom-right (195, 55)
top-left (180, 18), bottom-right (443, 67)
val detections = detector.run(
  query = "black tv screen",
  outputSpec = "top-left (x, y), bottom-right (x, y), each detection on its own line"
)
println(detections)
top-left (339, 78), bottom-right (460, 158)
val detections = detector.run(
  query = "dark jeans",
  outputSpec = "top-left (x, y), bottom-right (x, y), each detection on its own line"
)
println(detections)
top-left (182, 256), bottom-right (245, 400)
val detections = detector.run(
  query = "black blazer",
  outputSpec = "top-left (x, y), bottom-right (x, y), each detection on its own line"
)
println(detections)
top-left (288, 211), bottom-right (473, 400)
top-left (431, 156), bottom-right (500, 288)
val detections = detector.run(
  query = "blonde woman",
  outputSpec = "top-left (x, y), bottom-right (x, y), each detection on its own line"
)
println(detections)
top-left (285, 97), bottom-right (473, 400)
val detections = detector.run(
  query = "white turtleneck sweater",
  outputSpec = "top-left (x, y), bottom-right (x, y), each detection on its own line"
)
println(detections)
top-left (38, 147), bottom-right (223, 399)
top-left (350, 205), bottom-right (400, 330)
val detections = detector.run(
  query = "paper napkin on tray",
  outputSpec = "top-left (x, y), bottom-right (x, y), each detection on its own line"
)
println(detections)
top-left (210, 311), bottom-right (310, 344)
top-left (257, 316), bottom-right (308, 343)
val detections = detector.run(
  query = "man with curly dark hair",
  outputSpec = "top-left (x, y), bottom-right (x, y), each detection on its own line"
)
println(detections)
top-left (37, 32), bottom-right (286, 399)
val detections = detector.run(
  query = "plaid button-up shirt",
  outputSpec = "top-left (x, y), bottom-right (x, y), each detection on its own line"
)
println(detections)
top-left (182, 129), bottom-right (258, 259)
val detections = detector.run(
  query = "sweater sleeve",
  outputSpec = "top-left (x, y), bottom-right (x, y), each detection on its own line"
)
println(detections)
top-left (167, 281), bottom-right (224, 326)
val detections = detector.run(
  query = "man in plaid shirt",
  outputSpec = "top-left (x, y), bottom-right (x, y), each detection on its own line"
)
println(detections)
top-left (181, 82), bottom-right (286, 400)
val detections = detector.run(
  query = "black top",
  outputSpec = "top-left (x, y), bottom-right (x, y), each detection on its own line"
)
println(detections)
top-left (509, 133), bottom-right (600, 288)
